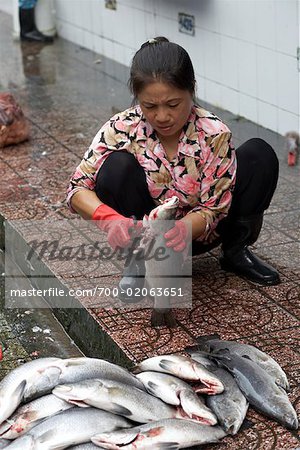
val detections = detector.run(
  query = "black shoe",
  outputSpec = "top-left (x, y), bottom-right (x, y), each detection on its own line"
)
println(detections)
top-left (218, 214), bottom-right (280, 286)
top-left (220, 247), bottom-right (280, 286)
top-left (19, 7), bottom-right (54, 44)
top-left (21, 29), bottom-right (54, 43)
top-left (118, 249), bottom-right (146, 303)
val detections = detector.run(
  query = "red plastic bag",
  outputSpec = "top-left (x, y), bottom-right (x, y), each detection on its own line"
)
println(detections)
top-left (0, 93), bottom-right (29, 148)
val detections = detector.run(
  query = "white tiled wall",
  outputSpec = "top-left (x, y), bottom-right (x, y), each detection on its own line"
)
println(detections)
top-left (52, 0), bottom-right (299, 134)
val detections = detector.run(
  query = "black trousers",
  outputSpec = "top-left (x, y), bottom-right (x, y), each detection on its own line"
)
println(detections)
top-left (95, 138), bottom-right (279, 245)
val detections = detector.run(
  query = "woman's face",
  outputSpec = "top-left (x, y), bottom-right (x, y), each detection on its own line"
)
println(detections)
top-left (138, 81), bottom-right (193, 140)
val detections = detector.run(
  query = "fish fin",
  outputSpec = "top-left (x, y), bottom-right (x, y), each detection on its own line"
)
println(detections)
top-left (159, 359), bottom-right (178, 372)
top-left (188, 342), bottom-right (211, 353)
top-left (151, 310), bottom-right (177, 328)
top-left (131, 365), bottom-right (141, 374)
top-left (195, 333), bottom-right (220, 341)
top-left (194, 334), bottom-right (220, 351)
top-left (68, 399), bottom-right (90, 408)
top-left (37, 429), bottom-right (54, 444)
top-left (146, 381), bottom-right (160, 396)
top-left (110, 403), bottom-right (132, 416)
top-left (185, 344), bottom-right (202, 353)
top-left (64, 358), bottom-right (86, 367)
top-left (240, 417), bottom-right (255, 431)
top-left (14, 379), bottom-right (27, 401)
top-left (92, 430), bottom-right (139, 447)
top-left (156, 443), bottom-right (180, 449)
top-left (214, 348), bottom-right (231, 359)
top-left (185, 348), bottom-right (217, 368)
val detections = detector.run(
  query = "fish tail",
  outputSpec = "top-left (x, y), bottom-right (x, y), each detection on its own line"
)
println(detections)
top-left (151, 310), bottom-right (177, 328)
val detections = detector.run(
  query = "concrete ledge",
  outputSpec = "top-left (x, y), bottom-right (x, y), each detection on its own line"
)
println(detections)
top-left (2, 217), bottom-right (132, 368)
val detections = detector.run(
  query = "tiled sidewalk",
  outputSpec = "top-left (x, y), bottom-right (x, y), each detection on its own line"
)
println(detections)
top-left (0, 10), bottom-right (299, 449)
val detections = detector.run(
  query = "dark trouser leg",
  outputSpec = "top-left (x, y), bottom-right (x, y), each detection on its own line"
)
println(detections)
top-left (19, 0), bottom-right (54, 43)
top-left (95, 151), bottom-right (156, 302)
top-left (218, 138), bottom-right (280, 285)
top-left (224, 138), bottom-right (279, 217)
top-left (95, 151), bottom-right (155, 219)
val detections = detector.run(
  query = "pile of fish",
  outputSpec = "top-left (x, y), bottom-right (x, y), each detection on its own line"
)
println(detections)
top-left (0, 336), bottom-right (298, 449)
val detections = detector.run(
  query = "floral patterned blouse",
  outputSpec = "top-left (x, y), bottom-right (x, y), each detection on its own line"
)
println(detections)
top-left (67, 104), bottom-right (237, 242)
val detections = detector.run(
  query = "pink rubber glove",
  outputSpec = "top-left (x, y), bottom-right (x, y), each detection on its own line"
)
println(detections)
top-left (164, 220), bottom-right (188, 252)
top-left (92, 204), bottom-right (142, 250)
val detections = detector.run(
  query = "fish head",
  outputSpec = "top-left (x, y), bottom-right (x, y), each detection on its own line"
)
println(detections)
top-left (148, 196), bottom-right (179, 222)
top-left (274, 389), bottom-right (299, 430)
top-left (52, 383), bottom-right (93, 407)
top-left (191, 360), bottom-right (224, 395)
top-left (222, 416), bottom-right (240, 435)
top-left (0, 411), bottom-right (38, 440)
top-left (286, 415), bottom-right (299, 431)
top-left (207, 349), bottom-right (236, 371)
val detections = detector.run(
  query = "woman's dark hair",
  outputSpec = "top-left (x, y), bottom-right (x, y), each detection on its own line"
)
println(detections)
top-left (129, 37), bottom-right (196, 101)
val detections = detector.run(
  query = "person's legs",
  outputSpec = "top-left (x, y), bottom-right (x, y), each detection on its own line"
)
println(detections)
top-left (95, 151), bottom-right (156, 302)
top-left (218, 138), bottom-right (280, 285)
top-left (19, 0), bottom-right (54, 43)
top-left (225, 138), bottom-right (279, 217)
top-left (95, 151), bottom-right (155, 219)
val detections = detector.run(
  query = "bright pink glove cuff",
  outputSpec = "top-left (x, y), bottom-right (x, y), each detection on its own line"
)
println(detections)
top-left (92, 204), bottom-right (136, 249)
top-left (92, 204), bottom-right (125, 231)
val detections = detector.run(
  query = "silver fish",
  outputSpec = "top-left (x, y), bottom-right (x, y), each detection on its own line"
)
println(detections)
top-left (0, 394), bottom-right (74, 439)
top-left (136, 371), bottom-right (217, 425)
top-left (24, 357), bottom-right (145, 401)
top-left (5, 407), bottom-right (132, 450)
top-left (187, 351), bottom-right (248, 434)
top-left (0, 357), bottom-right (65, 424)
top-left (91, 418), bottom-right (227, 449)
top-left (53, 378), bottom-right (188, 423)
top-left (210, 351), bottom-right (298, 430)
top-left (193, 336), bottom-right (290, 390)
top-left (134, 354), bottom-right (224, 395)
top-left (142, 196), bottom-right (184, 327)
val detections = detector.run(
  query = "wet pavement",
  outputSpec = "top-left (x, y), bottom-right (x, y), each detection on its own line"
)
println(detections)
top-left (0, 9), bottom-right (300, 450)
